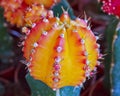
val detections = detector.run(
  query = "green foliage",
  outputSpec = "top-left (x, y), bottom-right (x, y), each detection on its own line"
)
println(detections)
top-left (112, 28), bottom-right (120, 96)
top-left (26, 74), bottom-right (81, 96)
top-left (0, 7), bottom-right (13, 67)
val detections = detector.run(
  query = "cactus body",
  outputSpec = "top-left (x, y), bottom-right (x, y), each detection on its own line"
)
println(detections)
top-left (23, 12), bottom-right (100, 90)
top-left (0, 0), bottom-right (101, 96)
top-left (100, 0), bottom-right (120, 95)
top-left (112, 28), bottom-right (120, 96)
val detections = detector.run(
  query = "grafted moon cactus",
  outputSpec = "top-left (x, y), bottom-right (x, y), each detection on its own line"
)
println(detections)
top-left (23, 12), bottom-right (100, 90)
top-left (100, 0), bottom-right (120, 18)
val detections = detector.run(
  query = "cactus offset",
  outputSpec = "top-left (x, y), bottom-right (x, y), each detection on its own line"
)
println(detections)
top-left (23, 12), bottom-right (100, 90)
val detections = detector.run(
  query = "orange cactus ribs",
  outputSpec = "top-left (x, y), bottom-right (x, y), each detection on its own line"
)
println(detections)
top-left (0, 0), bottom-right (57, 27)
top-left (24, 5), bottom-right (52, 26)
top-left (0, 0), bottom-right (27, 27)
top-left (23, 12), bottom-right (100, 90)
top-left (4, 3), bottom-right (27, 27)
top-left (23, 17), bottom-right (57, 60)
top-left (0, 0), bottom-right (23, 11)
top-left (24, 0), bottom-right (60, 8)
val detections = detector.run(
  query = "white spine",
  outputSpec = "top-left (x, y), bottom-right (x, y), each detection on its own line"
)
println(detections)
top-left (56, 89), bottom-right (60, 96)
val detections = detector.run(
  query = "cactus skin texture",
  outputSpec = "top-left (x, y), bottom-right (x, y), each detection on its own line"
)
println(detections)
top-left (112, 28), bottom-right (120, 96)
top-left (23, 11), bottom-right (100, 92)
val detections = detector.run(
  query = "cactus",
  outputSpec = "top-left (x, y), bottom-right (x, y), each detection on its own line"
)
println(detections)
top-left (0, 0), bottom-right (101, 96)
top-left (24, 5), bottom-right (47, 26)
top-left (100, 0), bottom-right (120, 96)
top-left (104, 16), bottom-right (118, 93)
top-left (0, 0), bottom-right (27, 27)
top-left (0, 0), bottom-right (60, 27)
top-left (23, 11), bottom-right (100, 95)
top-left (111, 26), bottom-right (120, 96)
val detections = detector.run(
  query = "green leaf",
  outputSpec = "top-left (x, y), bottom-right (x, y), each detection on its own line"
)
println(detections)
top-left (26, 74), bottom-right (81, 96)
top-left (52, 0), bottom-right (76, 19)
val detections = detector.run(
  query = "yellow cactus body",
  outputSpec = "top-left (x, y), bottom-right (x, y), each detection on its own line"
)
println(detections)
top-left (23, 12), bottom-right (99, 90)
top-left (23, 17), bottom-right (57, 60)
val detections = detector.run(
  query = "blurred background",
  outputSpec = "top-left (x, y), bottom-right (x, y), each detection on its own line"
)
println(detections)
top-left (0, 0), bottom-right (118, 96)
